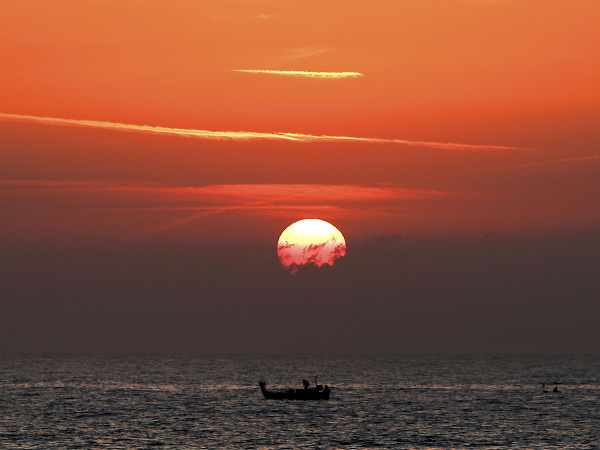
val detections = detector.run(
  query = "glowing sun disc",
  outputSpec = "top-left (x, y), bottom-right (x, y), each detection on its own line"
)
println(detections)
top-left (277, 219), bottom-right (347, 274)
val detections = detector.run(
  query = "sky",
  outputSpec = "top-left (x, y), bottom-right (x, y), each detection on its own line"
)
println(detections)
top-left (1, 0), bottom-right (599, 354)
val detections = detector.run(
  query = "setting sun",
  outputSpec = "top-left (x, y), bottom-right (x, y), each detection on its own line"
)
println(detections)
top-left (277, 219), bottom-right (346, 274)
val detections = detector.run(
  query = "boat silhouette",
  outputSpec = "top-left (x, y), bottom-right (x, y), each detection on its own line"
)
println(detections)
top-left (259, 376), bottom-right (331, 400)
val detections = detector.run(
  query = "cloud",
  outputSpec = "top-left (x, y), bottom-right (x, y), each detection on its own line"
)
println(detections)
top-left (0, 112), bottom-right (527, 151)
top-left (280, 47), bottom-right (334, 60)
top-left (459, 0), bottom-right (508, 3)
top-left (0, 181), bottom-right (448, 207)
top-left (0, 179), bottom-right (114, 190)
top-left (229, 69), bottom-right (363, 79)
top-left (185, 183), bottom-right (449, 203)
top-left (115, 183), bottom-right (449, 238)
top-left (125, 209), bottom-right (227, 238)
top-left (0, 180), bottom-right (454, 237)
top-left (464, 155), bottom-right (600, 174)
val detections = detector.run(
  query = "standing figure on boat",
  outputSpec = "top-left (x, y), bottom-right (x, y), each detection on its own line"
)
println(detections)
top-left (303, 379), bottom-right (310, 389)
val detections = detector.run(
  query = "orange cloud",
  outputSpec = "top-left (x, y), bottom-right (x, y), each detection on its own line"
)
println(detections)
top-left (0, 180), bottom-right (453, 237)
top-left (0, 180), bottom-right (447, 208)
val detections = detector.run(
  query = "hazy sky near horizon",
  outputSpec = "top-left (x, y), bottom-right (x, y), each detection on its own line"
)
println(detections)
top-left (1, 0), bottom-right (599, 354)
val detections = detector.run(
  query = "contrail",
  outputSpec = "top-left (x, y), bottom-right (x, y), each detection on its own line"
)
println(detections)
top-left (127, 184), bottom-right (327, 238)
top-left (464, 155), bottom-right (600, 174)
top-left (125, 209), bottom-right (227, 238)
top-left (0, 112), bottom-right (527, 151)
top-left (230, 69), bottom-right (363, 78)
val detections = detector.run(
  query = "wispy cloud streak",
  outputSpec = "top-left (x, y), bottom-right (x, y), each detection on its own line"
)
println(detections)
top-left (127, 209), bottom-right (227, 238)
top-left (1, 181), bottom-right (446, 206)
top-left (230, 69), bottom-right (363, 78)
top-left (123, 184), bottom-right (339, 238)
top-left (1, 180), bottom-right (451, 237)
top-left (281, 47), bottom-right (334, 60)
top-left (465, 155), bottom-right (600, 174)
top-left (0, 112), bottom-right (526, 151)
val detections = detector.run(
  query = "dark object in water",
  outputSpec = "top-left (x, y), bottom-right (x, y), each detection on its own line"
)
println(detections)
top-left (541, 382), bottom-right (562, 393)
top-left (259, 380), bottom-right (331, 400)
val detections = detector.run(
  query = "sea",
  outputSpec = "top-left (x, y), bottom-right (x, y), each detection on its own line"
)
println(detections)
top-left (0, 355), bottom-right (598, 449)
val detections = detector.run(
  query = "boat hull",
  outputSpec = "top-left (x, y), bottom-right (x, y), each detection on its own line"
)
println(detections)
top-left (259, 382), bottom-right (330, 400)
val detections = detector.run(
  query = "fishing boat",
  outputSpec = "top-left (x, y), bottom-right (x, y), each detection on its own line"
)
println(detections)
top-left (259, 376), bottom-right (331, 400)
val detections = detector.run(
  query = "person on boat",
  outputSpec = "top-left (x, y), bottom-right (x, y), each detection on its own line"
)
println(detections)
top-left (323, 385), bottom-right (330, 396)
top-left (303, 379), bottom-right (310, 389)
top-left (553, 385), bottom-right (560, 393)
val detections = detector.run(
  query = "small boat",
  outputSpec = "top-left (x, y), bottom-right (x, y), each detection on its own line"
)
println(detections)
top-left (259, 376), bottom-right (331, 400)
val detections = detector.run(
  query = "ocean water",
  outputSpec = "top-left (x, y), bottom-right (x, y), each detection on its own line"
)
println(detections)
top-left (0, 355), bottom-right (598, 449)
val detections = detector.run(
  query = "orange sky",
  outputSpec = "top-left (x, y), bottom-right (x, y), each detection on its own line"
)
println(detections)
top-left (0, 1), bottom-right (599, 353)
top-left (2, 0), bottom-right (598, 246)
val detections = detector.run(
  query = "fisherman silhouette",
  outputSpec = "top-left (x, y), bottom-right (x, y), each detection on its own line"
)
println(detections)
top-left (303, 379), bottom-right (310, 389)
